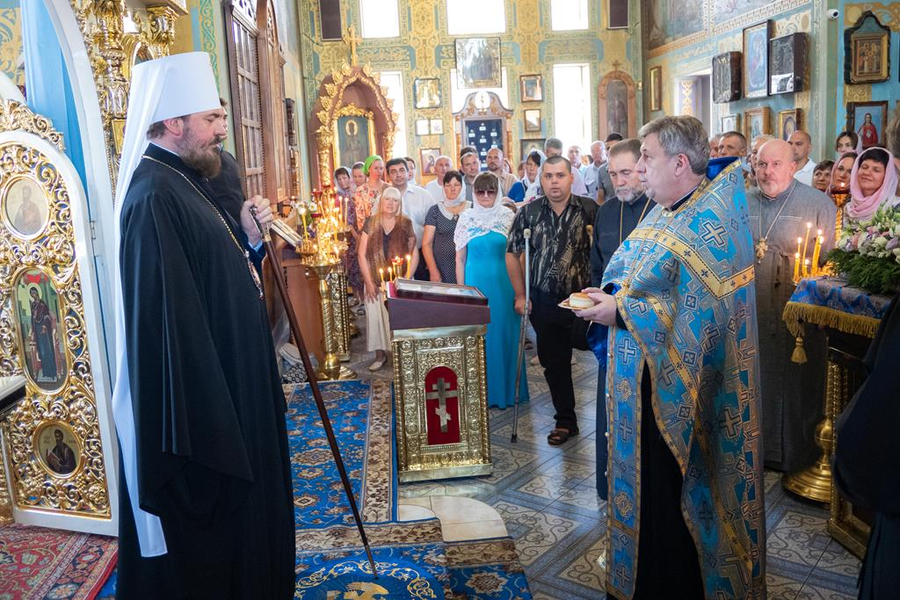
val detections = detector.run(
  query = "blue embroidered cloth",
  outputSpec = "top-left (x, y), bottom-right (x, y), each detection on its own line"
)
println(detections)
top-left (784, 277), bottom-right (892, 338)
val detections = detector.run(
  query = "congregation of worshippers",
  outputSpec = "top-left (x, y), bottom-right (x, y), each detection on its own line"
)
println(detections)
top-left (3, 2), bottom-right (900, 599)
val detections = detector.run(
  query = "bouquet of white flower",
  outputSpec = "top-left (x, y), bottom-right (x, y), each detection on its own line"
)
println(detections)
top-left (829, 206), bottom-right (900, 295)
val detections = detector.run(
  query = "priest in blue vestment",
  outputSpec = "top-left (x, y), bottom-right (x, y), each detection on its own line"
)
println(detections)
top-left (576, 116), bottom-right (766, 599)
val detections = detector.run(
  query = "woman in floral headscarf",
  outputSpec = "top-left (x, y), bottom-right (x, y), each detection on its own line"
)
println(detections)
top-left (845, 147), bottom-right (899, 223)
top-left (349, 155), bottom-right (388, 300)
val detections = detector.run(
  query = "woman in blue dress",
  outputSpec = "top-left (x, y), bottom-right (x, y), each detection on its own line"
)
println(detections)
top-left (454, 173), bottom-right (528, 409)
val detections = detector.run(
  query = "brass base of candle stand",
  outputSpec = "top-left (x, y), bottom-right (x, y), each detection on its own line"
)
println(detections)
top-left (310, 263), bottom-right (356, 381)
top-left (317, 362), bottom-right (356, 381)
top-left (782, 453), bottom-right (832, 503)
top-left (783, 360), bottom-right (841, 504)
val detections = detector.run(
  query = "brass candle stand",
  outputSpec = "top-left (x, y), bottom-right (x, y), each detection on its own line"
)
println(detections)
top-left (287, 187), bottom-right (354, 380)
top-left (783, 189), bottom-right (850, 503)
top-left (782, 359), bottom-right (842, 503)
top-left (309, 262), bottom-right (355, 381)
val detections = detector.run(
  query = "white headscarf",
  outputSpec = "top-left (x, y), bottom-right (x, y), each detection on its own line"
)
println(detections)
top-left (454, 189), bottom-right (515, 250)
top-left (112, 52), bottom-right (221, 557)
top-left (523, 150), bottom-right (547, 204)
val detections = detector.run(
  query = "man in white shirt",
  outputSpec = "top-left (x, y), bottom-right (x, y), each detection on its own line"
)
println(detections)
top-left (567, 145), bottom-right (587, 176)
top-left (425, 155), bottom-right (452, 201)
top-left (789, 130), bottom-right (816, 186)
top-left (583, 140), bottom-right (607, 200)
top-left (386, 157), bottom-right (436, 279)
top-left (486, 147), bottom-right (518, 196)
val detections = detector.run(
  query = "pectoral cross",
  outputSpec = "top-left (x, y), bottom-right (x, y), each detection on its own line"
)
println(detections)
top-left (343, 25), bottom-right (361, 66)
top-left (755, 237), bottom-right (768, 263)
top-left (426, 378), bottom-right (457, 432)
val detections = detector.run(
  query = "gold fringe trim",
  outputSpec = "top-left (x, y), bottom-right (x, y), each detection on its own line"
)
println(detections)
top-left (782, 302), bottom-right (880, 339)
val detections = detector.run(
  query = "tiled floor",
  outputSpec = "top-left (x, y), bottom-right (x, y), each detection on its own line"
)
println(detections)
top-left (343, 308), bottom-right (861, 599)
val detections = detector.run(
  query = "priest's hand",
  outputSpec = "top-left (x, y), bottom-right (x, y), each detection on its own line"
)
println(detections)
top-left (575, 287), bottom-right (617, 326)
top-left (241, 195), bottom-right (273, 247)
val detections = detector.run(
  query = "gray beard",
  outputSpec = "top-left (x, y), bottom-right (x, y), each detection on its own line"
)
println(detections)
top-left (616, 187), bottom-right (641, 204)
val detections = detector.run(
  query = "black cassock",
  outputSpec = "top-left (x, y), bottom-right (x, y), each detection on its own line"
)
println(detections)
top-left (589, 194), bottom-right (654, 500)
top-left (116, 143), bottom-right (295, 599)
top-left (833, 290), bottom-right (900, 599)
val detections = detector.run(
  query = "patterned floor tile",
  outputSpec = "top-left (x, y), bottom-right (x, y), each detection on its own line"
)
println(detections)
top-left (767, 508), bottom-right (833, 568)
top-left (346, 316), bottom-right (863, 599)
top-left (814, 538), bottom-right (862, 578)
top-left (491, 501), bottom-right (581, 567)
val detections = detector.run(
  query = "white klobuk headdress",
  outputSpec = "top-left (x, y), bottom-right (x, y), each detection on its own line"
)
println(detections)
top-left (112, 52), bottom-right (220, 557)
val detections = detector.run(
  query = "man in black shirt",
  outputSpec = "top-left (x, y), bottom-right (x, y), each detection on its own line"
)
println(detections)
top-left (506, 156), bottom-right (596, 445)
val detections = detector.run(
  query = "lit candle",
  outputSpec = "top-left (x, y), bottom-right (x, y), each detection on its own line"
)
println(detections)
top-left (811, 235), bottom-right (824, 276)
top-left (299, 207), bottom-right (309, 241)
top-left (793, 252), bottom-right (801, 282)
top-left (801, 222), bottom-right (812, 267)
top-left (796, 237), bottom-right (802, 259)
top-left (803, 258), bottom-right (810, 278)
top-left (388, 266), bottom-right (394, 281)
top-left (405, 254), bottom-right (412, 278)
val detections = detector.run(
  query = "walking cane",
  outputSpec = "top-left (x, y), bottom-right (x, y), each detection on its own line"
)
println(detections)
top-left (250, 208), bottom-right (379, 579)
top-left (511, 228), bottom-right (531, 443)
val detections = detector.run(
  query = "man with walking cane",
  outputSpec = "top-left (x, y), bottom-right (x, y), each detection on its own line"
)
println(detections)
top-left (506, 155), bottom-right (596, 446)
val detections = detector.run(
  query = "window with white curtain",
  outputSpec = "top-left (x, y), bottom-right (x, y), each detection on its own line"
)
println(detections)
top-left (551, 0), bottom-right (589, 31)
top-left (378, 71), bottom-right (408, 159)
top-left (449, 68), bottom-right (509, 113)
top-left (446, 0), bottom-right (506, 35)
top-left (360, 0), bottom-right (400, 38)
top-left (552, 63), bottom-right (592, 151)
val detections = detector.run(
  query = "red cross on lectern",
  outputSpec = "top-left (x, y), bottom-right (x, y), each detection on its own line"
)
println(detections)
top-left (424, 366), bottom-right (462, 446)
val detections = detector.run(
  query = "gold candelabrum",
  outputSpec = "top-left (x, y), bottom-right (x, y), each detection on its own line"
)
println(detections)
top-left (782, 184), bottom-right (854, 502)
top-left (291, 187), bottom-right (353, 379)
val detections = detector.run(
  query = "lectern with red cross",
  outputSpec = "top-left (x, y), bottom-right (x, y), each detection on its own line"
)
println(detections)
top-left (386, 280), bottom-right (492, 482)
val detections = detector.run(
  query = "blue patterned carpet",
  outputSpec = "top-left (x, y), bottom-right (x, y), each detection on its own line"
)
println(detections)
top-left (286, 380), bottom-right (397, 530)
top-left (98, 379), bottom-right (532, 598)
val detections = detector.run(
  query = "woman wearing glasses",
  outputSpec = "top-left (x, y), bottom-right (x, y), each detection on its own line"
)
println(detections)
top-left (422, 170), bottom-right (470, 283)
top-left (455, 173), bottom-right (528, 409)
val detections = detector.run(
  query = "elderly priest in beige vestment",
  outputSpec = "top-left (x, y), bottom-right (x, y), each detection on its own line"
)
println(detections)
top-left (747, 139), bottom-right (837, 472)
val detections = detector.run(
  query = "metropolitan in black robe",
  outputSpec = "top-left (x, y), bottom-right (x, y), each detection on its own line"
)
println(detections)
top-left (833, 290), bottom-right (900, 599)
top-left (588, 193), bottom-right (653, 500)
top-left (116, 143), bottom-right (295, 599)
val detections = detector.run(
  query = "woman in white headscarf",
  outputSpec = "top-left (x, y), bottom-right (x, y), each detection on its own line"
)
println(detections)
top-left (508, 149), bottom-right (545, 205)
top-left (455, 172), bottom-right (529, 409)
top-left (422, 170), bottom-right (470, 283)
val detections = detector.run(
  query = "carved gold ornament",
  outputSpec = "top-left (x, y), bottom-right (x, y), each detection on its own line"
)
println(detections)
top-left (0, 101), bottom-right (110, 518)
top-left (314, 63), bottom-right (397, 185)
